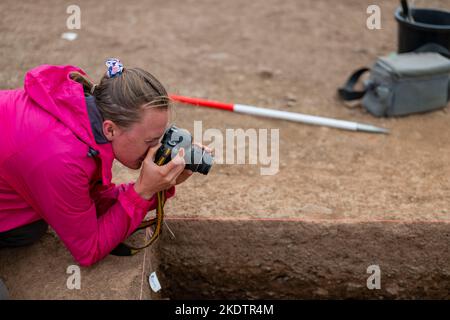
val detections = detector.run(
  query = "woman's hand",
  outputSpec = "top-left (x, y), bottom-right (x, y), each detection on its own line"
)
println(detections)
top-left (134, 144), bottom-right (186, 200)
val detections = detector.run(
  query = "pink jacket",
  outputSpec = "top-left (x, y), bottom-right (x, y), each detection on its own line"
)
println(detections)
top-left (0, 65), bottom-right (175, 266)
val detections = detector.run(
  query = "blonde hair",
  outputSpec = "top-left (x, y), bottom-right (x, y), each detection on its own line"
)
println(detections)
top-left (70, 67), bottom-right (170, 128)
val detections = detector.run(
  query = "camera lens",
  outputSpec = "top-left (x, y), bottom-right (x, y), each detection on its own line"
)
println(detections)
top-left (196, 148), bottom-right (213, 175)
top-left (186, 144), bottom-right (213, 175)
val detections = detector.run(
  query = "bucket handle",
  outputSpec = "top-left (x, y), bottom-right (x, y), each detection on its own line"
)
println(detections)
top-left (414, 43), bottom-right (450, 59)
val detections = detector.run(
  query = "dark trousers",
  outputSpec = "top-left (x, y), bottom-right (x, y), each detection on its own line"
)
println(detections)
top-left (0, 220), bottom-right (48, 248)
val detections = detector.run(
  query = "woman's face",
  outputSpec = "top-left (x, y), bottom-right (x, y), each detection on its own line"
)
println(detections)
top-left (105, 107), bottom-right (169, 170)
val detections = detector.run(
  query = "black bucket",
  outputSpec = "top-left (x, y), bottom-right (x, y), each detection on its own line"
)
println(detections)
top-left (395, 7), bottom-right (450, 54)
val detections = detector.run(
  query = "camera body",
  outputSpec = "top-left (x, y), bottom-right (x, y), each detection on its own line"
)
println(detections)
top-left (155, 125), bottom-right (213, 175)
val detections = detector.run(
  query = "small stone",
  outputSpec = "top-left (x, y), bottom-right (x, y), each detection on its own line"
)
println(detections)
top-left (285, 93), bottom-right (297, 102)
top-left (314, 288), bottom-right (329, 296)
top-left (267, 291), bottom-right (276, 297)
top-left (286, 101), bottom-right (296, 108)
top-left (61, 32), bottom-right (78, 41)
top-left (258, 68), bottom-right (274, 79)
top-left (346, 283), bottom-right (363, 291)
top-left (353, 48), bottom-right (369, 55)
top-left (386, 284), bottom-right (400, 295)
top-left (208, 52), bottom-right (230, 60)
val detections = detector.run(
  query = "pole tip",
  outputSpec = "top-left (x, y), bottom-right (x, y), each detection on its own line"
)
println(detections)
top-left (357, 124), bottom-right (390, 134)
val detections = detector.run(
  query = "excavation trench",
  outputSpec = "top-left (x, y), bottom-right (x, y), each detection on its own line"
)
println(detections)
top-left (149, 218), bottom-right (450, 299)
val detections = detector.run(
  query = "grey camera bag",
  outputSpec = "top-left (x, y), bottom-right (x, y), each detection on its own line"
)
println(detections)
top-left (339, 52), bottom-right (450, 117)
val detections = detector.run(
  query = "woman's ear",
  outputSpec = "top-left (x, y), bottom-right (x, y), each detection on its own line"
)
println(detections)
top-left (102, 120), bottom-right (118, 141)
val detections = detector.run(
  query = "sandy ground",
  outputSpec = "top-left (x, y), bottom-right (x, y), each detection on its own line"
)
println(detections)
top-left (0, 0), bottom-right (449, 299)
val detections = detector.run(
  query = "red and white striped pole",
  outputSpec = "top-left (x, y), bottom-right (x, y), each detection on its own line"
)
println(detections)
top-left (169, 94), bottom-right (389, 134)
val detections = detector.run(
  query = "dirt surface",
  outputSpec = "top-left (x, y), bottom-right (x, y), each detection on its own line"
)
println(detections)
top-left (0, 233), bottom-right (156, 299)
top-left (0, 0), bottom-right (449, 299)
top-left (156, 219), bottom-right (450, 299)
top-left (0, 0), bottom-right (449, 221)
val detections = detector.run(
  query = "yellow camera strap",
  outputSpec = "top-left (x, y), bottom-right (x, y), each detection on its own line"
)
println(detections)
top-left (110, 149), bottom-right (172, 256)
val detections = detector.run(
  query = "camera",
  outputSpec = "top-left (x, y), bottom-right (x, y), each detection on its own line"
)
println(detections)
top-left (155, 125), bottom-right (213, 175)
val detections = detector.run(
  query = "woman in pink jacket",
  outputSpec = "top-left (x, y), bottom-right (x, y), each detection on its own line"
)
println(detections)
top-left (0, 59), bottom-right (193, 267)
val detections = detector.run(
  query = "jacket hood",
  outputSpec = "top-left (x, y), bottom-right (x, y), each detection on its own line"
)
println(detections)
top-left (24, 64), bottom-right (114, 184)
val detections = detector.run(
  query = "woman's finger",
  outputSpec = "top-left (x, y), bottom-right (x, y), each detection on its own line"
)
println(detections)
top-left (145, 143), bottom-right (162, 162)
top-left (193, 142), bottom-right (213, 154)
top-left (161, 148), bottom-right (185, 177)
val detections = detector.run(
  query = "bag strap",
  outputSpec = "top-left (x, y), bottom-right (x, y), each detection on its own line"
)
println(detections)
top-left (338, 68), bottom-right (370, 101)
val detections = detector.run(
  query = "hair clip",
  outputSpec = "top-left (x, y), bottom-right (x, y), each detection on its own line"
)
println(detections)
top-left (105, 58), bottom-right (124, 78)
